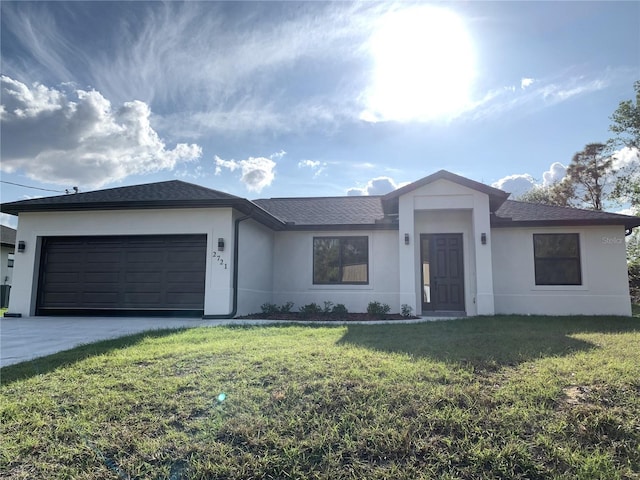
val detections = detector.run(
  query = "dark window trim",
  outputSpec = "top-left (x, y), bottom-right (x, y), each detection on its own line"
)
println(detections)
top-left (533, 233), bottom-right (582, 286)
top-left (312, 236), bottom-right (369, 285)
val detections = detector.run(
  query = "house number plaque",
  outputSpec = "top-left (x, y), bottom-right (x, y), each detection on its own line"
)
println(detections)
top-left (212, 251), bottom-right (228, 269)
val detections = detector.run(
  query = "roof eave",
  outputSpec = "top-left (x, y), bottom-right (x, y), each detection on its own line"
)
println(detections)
top-left (1, 199), bottom-right (287, 230)
top-left (491, 218), bottom-right (640, 230)
top-left (281, 223), bottom-right (398, 231)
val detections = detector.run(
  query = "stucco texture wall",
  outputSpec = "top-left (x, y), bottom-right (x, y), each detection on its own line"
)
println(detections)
top-left (271, 229), bottom-right (399, 314)
top-left (8, 208), bottom-right (235, 316)
top-left (491, 225), bottom-right (632, 316)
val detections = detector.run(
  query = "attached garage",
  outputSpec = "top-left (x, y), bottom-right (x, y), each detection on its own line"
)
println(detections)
top-left (37, 234), bottom-right (207, 316)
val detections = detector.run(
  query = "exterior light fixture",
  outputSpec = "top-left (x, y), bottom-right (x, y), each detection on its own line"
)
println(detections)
top-left (218, 238), bottom-right (225, 251)
top-left (17, 241), bottom-right (26, 253)
top-left (404, 233), bottom-right (410, 245)
top-left (481, 233), bottom-right (487, 245)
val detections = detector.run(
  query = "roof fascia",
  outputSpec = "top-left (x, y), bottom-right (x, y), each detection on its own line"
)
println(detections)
top-left (491, 218), bottom-right (640, 229)
top-left (279, 223), bottom-right (398, 232)
top-left (1, 198), bottom-right (287, 230)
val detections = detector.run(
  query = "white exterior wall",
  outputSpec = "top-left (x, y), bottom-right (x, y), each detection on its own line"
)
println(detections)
top-left (236, 218), bottom-right (274, 315)
top-left (492, 225), bottom-right (632, 316)
top-left (397, 178), bottom-right (495, 316)
top-left (1, 244), bottom-right (14, 286)
top-left (8, 208), bottom-right (235, 317)
top-left (271, 229), bottom-right (399, 313)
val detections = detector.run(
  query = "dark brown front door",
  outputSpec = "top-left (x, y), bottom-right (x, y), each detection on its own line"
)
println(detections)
top-left (421, 234), bottom-right (465, 312)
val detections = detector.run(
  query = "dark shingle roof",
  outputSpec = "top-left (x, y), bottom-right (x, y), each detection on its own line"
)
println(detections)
top-left (494, 200), bottom-right (640, 229)
top-left (253, 196), bottom-right (388, 228)
top-left (2, 177), bottom-right (638, 231)
top-left (1, 180), bottom-right (241, 212)
top-left (1, 225), bottom-right (16, 247)
top-left (0, 180), bottom-right (284, 229)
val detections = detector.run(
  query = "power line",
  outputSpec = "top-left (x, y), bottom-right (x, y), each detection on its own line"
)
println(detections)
top-left (1, 180), bottom-right (66, 193)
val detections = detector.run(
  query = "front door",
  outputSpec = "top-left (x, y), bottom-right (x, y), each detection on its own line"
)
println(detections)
top-left (421, 234), bottom-right (465, 313)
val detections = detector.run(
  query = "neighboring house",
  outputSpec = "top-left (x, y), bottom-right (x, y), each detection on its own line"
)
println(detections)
top-left (0, 225), bottom-right (16, 308)
top-left (2, 170), bottom-right (638, 318)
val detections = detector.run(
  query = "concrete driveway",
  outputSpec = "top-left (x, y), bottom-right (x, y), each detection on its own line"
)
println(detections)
top-left (0, 316), bottom-right (260, 367)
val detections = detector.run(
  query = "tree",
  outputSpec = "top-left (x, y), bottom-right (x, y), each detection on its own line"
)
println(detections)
top-left (565, 143), bottom-right (615, 211)
top-left (516, 181), bottom-right (574, 207)
top-left (610, 80), bottom-right (640, 150)
top-left (610, 80), bottom-right (640, 211)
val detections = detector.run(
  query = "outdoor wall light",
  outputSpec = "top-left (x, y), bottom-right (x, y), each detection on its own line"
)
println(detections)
top-left (404, 233), bottom-right (410, 245)
top-left (217, 238), bottom-right (225, 251)
top-left (17, 241), bottom-right (26, 253)
top-left (481, 233), bottom-right (487, 245)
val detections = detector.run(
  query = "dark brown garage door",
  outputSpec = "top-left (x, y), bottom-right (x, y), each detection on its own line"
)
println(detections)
top-left (37, 235), bottom-right (207, 316)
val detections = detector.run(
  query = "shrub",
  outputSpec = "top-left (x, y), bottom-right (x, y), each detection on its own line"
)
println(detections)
top-left (323, 301), bottom-right (334, 314)
top-left (299, 303), bottom-right (323, 318)
top-left (331, 303), bottom-right (349, 316)
top-left (260, 303), bottom-right (279, 315)
top-left (401, 304), bottom-right (413, 318)
top-left (279, 301), bottom-right (295, 313)
top-left (367, 301), bottom-right (391, 317)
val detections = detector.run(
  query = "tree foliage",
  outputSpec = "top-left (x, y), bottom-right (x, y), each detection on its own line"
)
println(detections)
top-left (610, 80), bottom-right (640, 150)
top-left (516, 181), bottom-right (574, 207)
top-left (565, 143), bottom-right (615, 211)
top-left (610, 80), bottom-right (640, 212)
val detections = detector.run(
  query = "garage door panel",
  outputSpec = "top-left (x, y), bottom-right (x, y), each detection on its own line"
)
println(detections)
top-left (38, 235), bottom-right (207, 314)
top-left (168, 271), bottom-right (206, 282)
top-left (84, 272), bottom-right (120, 283)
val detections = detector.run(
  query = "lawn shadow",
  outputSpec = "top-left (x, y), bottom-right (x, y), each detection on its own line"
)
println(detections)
top-left (0, 328), bottom-right (186, 386)
top-left (337, 315), bottom-right (640, 368)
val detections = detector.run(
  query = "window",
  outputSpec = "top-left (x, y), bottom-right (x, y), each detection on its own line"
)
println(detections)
top-left (313, 236), bottom-right (368, 284)
top-left (533, 234), bottom-right (581, 285)
top-left (7, 253), bottom-right (14, 268)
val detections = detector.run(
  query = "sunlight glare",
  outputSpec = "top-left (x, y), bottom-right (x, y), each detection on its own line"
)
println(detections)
top-left (363, 6), bottom-right (476, 122)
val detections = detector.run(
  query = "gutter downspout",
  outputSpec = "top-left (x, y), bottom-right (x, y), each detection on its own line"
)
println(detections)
top-left (202, 214), bottom-right (251, 319)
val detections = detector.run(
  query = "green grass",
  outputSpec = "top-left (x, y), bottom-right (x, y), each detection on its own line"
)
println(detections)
top-left (2, 316), bottom-right (640, 479)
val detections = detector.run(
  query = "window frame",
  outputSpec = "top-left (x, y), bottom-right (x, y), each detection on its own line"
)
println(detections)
top-left (533, 233), bottom-right (582, 286)
top-left (312, 236), bottom-right (369, 285)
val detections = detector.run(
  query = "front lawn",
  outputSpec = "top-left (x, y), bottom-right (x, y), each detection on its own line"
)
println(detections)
top-left (2, 316), bottom-right (639, 479)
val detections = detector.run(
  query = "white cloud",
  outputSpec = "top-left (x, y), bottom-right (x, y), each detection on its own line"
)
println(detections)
top-left (298, 159), bottom-right (327, 177)
top-left (347, 176), bottom-right (398, 196)
top-left (612, 147), bottom-right (640, 171)
top-left (492, 174), bottom-right (536, 196)
top-left (520, 77), bottom-right (535, 89)
top-left (542, 162), bottom-right (567, 186)
top-left (0, 76), bottom-right (202, 188)
top-left (214, 153), bottom-right (280, 193)
top-left (493, 162), bottom-right (570, 198)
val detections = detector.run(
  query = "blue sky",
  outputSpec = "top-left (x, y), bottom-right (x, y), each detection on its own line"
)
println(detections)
top-left (1, 1), bottom-right (638, 227)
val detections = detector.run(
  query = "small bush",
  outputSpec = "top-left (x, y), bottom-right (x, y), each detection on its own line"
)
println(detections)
top-left (323, 301), bottom-right (334, 314)
top-left (401, 304), bottom-right (413, 318)
top-left (367, 301), bottom-right (391, 317)
top-left (260, 303), bottom-right (279, 315)
top-left (299, 303), bottom-right (323, 318)
top-left (331, 303), bottom-right (349, 316)
top-left (279, 301), bottom-right (295, 313)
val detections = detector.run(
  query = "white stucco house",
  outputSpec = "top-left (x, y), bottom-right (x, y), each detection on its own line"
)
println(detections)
top-left (2, 170), bottom-right (638, 318)
top-left (0, 225), bottom-right (16, 308)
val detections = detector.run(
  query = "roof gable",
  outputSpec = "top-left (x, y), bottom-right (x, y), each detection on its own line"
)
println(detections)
top-left (383, 170), bottom-right (510, 212)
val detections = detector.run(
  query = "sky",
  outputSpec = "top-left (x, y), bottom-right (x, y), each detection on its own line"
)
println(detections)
top-left (1, 1), bottom-right (639, 228)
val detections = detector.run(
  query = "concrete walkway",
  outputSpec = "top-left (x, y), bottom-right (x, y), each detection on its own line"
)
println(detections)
top-left (1, 316), bottom-right (445, 367)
